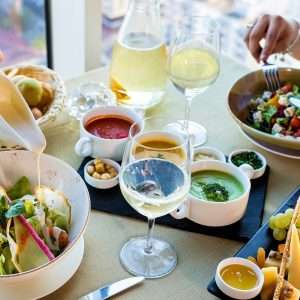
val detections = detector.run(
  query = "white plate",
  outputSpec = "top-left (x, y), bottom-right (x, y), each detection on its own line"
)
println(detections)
top-left (240, 129), bottom-right (300, 160)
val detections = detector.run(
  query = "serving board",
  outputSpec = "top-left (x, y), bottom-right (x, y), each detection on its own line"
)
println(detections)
top-left (78, 157), bottom-right (270, 242)
top-left (207, 186), bottom-right (300, 299)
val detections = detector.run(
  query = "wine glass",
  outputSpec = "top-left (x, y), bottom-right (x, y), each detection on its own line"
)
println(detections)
top-left (167, 16), bottom-right (220, 141)
top-left (119, 117), bottom-right (191, 278)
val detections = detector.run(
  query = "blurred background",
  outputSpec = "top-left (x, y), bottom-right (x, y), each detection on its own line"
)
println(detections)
top-left (0, 0), bottom-right (300, 70)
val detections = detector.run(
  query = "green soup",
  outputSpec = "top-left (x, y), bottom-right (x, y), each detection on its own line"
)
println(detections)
top-left (190, 170), bottom-right (244, 202)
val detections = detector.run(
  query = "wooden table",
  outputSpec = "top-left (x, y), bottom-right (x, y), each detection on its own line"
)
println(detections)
top-left (42, 57), bottom-right (300, 300)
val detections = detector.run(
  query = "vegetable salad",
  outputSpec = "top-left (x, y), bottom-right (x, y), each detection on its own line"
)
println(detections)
top-left (0, 177), bottom-right (71, 275)
top-left (247, 83), bottom-right (300, 139)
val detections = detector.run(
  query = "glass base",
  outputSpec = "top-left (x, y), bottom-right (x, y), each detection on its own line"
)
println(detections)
top-left (120, 236), bottom-right (177, 279)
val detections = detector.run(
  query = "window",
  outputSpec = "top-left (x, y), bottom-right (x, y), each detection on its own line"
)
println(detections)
top-left (0, 0), bottom-right (50, 67)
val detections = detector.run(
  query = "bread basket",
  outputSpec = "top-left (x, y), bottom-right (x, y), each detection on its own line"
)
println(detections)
top-left (2, 64), bottom-right (66, 128)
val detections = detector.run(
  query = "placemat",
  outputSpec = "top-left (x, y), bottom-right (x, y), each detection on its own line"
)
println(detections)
top-left (78, 157), bottom-right (270, 242)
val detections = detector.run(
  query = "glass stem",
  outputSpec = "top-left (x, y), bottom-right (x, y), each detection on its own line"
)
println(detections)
top-left (184, 90), bottom-right (193, 131)
top-left (144, 218), bottom-right (155, 254)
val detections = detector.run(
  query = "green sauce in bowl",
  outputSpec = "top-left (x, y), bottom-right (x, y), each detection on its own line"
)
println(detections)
top-left (190, 170), bottom-right (244, 202)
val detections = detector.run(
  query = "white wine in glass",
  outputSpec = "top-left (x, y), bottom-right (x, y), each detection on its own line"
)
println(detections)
top-left (167, 16), bottom-right (220, 136)
top-left (120, 159), bottom-right (190, 220)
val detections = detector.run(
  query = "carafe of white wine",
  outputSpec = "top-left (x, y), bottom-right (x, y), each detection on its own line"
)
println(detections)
top-left (110, 0), bottom-right (167, 110)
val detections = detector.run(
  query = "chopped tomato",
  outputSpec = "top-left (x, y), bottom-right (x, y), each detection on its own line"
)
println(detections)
top-left (291, 117), bottom-right (300, 129)
top-left (281, 83), bottom-right (292, 94)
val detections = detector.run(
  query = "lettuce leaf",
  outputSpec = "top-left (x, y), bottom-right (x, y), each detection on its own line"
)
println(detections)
top-left (2, 246), bottom-right (16, 274)
top-left (7, 177), bottom-right (32, 200)
top-left (0, 255), bottom-right (6, 275)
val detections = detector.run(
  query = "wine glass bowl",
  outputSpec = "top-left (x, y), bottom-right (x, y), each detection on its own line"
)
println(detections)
top-left (167, 16), bottom-right (220, 136)
top-left (167, 16), bottom-right (220, 93)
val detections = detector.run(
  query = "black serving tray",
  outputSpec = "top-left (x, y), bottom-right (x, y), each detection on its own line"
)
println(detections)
top-left (78, 157), bottom-right (270, 242)
top-left (207, 186), bottom-right (300, 300)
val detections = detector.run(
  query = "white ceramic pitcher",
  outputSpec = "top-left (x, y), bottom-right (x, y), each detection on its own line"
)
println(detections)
top-left (0, 74), bottom-right (46, 151)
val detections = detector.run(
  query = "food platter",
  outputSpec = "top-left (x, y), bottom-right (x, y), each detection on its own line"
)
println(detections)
top-left (207, 186), bottom-right (300, 300)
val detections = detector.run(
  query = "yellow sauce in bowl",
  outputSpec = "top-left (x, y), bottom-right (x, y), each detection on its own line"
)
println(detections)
top-left (220, 264), bottom-right (258, 290)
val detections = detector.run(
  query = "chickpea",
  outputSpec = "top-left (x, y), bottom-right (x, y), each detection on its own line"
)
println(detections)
top-left (108, 168), bottom-right (117, 177)
top-left (95, 162), bottom-right (105, 173)
top-left (31, 107), bottom-right (43, 119)
top-left (111, 171), bottom-right (117, 178)
top-left (94, 159), bottom-right (102, 165)
top-left (106, 165), bottom-right (114, 171)
top-left (87, 165), bottom-right (95, 175)
top-left (100, 173), bottom-right (112, 180)
top-left (92, 172), bottom-right (101, 179)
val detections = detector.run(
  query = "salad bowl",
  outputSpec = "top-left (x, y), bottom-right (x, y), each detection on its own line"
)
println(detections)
top-left (228, 67), bottom-right (300, 151)
top-left (0, 150), bottom-right (90, 300)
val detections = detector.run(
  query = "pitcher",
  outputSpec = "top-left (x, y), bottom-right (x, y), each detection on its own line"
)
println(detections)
top-left (110, 0), bottom-right (167, 110)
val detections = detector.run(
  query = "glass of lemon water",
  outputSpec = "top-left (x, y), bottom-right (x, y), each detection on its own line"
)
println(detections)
top-left (119, 117), bottom-right (191, 278)
top-left (167, 16), bottom-right (220, 138)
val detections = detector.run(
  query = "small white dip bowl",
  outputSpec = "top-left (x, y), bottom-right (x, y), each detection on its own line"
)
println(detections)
top-left (84, 158), bottom-right (120, 189)
top-left (215, 257), bottom-right (264, 299)
top-left (228, 149), bottom-right (267, 180)
top-left (193, 146), bottom-right (226, 163)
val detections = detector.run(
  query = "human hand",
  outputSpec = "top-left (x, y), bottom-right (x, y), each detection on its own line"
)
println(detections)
top-left (244, 15), bottom-right (299, 62)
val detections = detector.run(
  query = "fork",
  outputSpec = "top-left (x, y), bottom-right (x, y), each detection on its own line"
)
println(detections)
top-left (261, 63), bottom-right (281, 92)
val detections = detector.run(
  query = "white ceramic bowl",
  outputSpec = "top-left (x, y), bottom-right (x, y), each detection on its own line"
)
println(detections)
top-left (193, 146), bottom-right (226, 163)
top-left (84, 158), bottom-right (120, 189)
top-left (0, 150), bottom-right (90, 300)
top-left (75, 106), bottom-right (142, 161)
top-left (171, 160), bottom-right (251, 227)
top-left (215, 257), bottom-right (264, 299)
top-left (228, 149), bottom-right (267, 180)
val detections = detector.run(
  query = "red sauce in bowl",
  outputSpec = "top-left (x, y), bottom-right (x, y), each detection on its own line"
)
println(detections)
top-left (85, 115), bottom-right (133, 139)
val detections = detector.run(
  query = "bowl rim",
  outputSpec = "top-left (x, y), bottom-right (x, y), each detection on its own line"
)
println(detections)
top-left (0, 150), bottom-right (91, 279)
top-left (227, 67), bottom-right (300, 146)
top-left (189, 160), bottom-right (251, 206)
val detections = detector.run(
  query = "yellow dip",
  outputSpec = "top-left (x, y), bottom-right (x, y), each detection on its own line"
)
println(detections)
top-left (220, 264), bottom-right (258, 290)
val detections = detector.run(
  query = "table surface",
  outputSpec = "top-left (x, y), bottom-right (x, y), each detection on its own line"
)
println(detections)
top-left (42, 57), bottom-right (300, 300)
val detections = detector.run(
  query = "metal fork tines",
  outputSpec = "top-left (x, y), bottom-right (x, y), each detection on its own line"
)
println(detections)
top-left (262, 63), bottom-right (281, 92)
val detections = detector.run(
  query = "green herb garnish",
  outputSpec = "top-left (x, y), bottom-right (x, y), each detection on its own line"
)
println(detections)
top-left (199, 183), bottom-right (229, 202)
top-left (262, 105), bottom-right (277, 124)
top-left (231, 152), bottom-right (263, 170)
top-left (7, 176), bottom-right (32, 200)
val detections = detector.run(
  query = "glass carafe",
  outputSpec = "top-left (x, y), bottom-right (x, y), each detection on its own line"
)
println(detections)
top-left (109, 0), bottom-right (167, 110)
